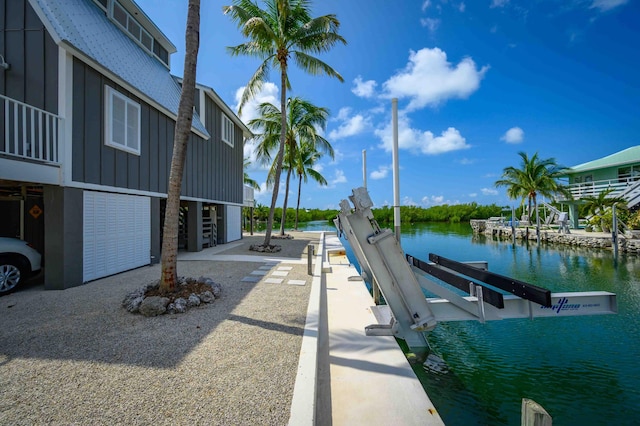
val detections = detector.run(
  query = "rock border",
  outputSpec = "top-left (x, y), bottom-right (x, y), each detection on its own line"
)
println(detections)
top-left (122, 276), bottom-right (222, 317)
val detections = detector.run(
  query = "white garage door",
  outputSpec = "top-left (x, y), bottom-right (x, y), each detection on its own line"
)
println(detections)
top-left (83, 191), bottom-right (151, 282)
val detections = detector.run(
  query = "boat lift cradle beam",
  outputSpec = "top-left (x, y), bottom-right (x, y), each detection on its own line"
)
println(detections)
top-left (335, 187), bottom-right (617, 351)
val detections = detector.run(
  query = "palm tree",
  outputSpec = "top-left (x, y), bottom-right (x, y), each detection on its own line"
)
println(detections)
top-left (293, 142), bottom-right (327, 229)
top-left (223, 0), bottom-right (345, 247)
top-left (159, 0), bottom-right (200, 292)
top-left (249, 97), bottom-right (332, 235)
top-left (243, 157), bottom-right (260, 191)
top-left (581, 188), bottom-right (627, 232)
top-left (495, 151), bottom-right (571, 235)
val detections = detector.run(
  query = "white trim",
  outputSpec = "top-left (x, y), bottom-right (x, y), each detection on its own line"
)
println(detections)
top-left (104, 85), bottom-right (141, 155)
top-left (195, 82), bottom-right (253, 138)
top-left (221, 112), bottom-right (234, 147)
top-left (59, 47), bottom-right (74, 185)
top-left (0, 157), bottom-right (61, 185)
top-left (199, 89), bottom-right (206, 128)
top-left (65, 180), bottom-right (245, 206)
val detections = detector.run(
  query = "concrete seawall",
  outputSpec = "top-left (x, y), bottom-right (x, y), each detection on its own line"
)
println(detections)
top-left (470, 220), bottom-right (640, 254)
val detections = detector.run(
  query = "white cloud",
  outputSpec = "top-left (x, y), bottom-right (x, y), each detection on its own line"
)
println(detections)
top-left (459, 157), bottom-right (475, 165)
top-left (352, 76), bottom-right (377, 98)
top-left (331, 169), bottom-right (347, 185)
top-left (590, 0), bottom-right (627, 11)
top-left (374, 113), bottom-right (471, 155)
top-left (422, 0), bottom-right (431, 11)
top-left (490, 0), bottom-right (509, 8)
top-left (370, 165), bottom-right (390, 180)
top-left (234, 82), bottom-right (279, 125)
top-left (422, 195), bottom-right (445, 206)
top-left (468, 192), bottom-right (478, 197)
top-left (459, 2), bottom-right (466, 12)
top-left (481, 187), bottom-right (498, 195)
top-left (382, 48), bottom-right (489, 111)
top-left (420, 18), bottom-right (440, 32)
top-left (329, 114), bottom-right (370, 140)
top-left (403, 196), bottom-right (418, 206)
top-left (501, 126), bottom-right (524, 144)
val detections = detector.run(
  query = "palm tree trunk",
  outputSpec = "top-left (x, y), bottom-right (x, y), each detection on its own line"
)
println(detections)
top-left (294, 173), bottom-right (302, 230)
top-left (159, 0), bottom-right (200, 292)
top-left (279, 168), bottom-right (292, 235)
top-left (263, 61), bottom-right (288, 247)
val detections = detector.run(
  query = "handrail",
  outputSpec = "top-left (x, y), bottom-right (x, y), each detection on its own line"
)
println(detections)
top-left (1, 94), bottom-right (61, 164)
top-left (558, 179), bottom-right (638, 201)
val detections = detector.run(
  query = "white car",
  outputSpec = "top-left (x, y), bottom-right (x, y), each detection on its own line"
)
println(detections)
top-left (0, 237), bottom-right (42, 295)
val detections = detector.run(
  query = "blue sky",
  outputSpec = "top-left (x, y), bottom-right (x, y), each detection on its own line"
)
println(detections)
top-left (135, 0), bottom-right (639, 210)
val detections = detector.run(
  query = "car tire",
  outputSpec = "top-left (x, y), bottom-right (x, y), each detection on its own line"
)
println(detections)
top-left (0, 255), bottom-right (29, 295)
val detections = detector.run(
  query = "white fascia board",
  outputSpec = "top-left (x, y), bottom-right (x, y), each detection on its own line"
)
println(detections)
top-left (190, 80), bottom-right (254, 139)
top-left (58, 41), bottom-right (209, 141)
top-left (58, 46), bottom-right (74, 185)
top-left (0, 157), bottom-right (62, 185)
top-left (27, 0), bottom-right (63, 45)
top-left (65, 180), bottom-right (244, 206)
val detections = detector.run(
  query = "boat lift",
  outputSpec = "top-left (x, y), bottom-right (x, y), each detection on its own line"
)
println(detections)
top-left (334, 187), bottom-right (618, 350)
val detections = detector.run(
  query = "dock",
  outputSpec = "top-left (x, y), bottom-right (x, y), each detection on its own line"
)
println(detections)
top-left (289, 232), bottom-right (444, 425)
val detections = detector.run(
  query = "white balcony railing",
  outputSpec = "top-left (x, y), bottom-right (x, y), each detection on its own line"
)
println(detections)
top-left (1, 94), bottom-right (61, 164)
top-left (559, 178), bottom-right (638, 201)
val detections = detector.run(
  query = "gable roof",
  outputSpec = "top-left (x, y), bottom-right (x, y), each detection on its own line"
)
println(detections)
top-left (29, 0), bottom-right (209, 139)
top-left (192, 81), bottom-right (253, 139)
top-left (568, 146), bottom-right (640, 174)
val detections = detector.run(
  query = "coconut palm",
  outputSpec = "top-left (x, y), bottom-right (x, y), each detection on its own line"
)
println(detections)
top-left (159, 0), bottom-right (200, 292)
top-left (293, 142), bottom-right (327, 229)
top-left (249, 97), bottom-right (333, 235)
top-left (495, 151), bottom-right (571, 235)
top-left (224, 0), bottom-right (345, 247)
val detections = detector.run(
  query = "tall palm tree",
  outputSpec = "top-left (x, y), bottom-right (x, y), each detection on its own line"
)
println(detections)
top-left (249, 97), bottom-right (333, 235)
top-left (293, 142), bottom-right (327, 229)
top-left (495, 151), bottom-right (571, 235)
top-left (159, 0), bottom-right (200, 292)
top-left (224, 0), bottom-right (345, 247)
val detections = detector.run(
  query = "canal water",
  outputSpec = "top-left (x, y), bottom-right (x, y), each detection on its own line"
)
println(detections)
top-left (300, 220), bottom-right (640, 426)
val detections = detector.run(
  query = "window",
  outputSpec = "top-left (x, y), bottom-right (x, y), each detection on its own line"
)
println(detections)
top-left (109, 1), bottom-right (168, 67)
top-left (221, 113), bottom-right (234, 147)
top-left (105, 86), bottom-right (141, 155)
top-left (619, 166), bottom-right (640, 183)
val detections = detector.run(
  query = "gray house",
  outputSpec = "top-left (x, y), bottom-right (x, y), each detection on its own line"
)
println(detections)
top-left (0, 0), bottom-right (251, 289)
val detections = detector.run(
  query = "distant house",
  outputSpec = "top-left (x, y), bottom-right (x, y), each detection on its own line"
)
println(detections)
top-left (558, 146), bottom-right (640, 228)
top-left (0, 0), bottom-right (251, 289)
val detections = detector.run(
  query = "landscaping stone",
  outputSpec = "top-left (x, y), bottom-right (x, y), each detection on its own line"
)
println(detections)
top-left (139, 296), bottom-right (170, 317)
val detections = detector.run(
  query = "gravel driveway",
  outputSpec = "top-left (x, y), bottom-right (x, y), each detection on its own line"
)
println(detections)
top-left (0, 232), bottom-right (319, 425)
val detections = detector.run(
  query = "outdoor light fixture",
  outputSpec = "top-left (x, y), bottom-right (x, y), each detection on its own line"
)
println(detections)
top-left (0, 55), bottom-right (10, 70)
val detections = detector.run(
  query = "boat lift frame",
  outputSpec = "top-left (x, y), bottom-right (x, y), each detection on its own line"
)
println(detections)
top-left (335, 187), bottom-right (618, 350)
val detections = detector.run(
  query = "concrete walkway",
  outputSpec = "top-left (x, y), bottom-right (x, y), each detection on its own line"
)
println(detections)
top-left (290, 232), bottom-right (444, 425)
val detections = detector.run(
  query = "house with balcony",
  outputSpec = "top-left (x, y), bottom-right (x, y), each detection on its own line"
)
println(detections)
top-left (0, 0), bottom-right (252, 289)
top-left (559, 146), bottom-right (640, 228)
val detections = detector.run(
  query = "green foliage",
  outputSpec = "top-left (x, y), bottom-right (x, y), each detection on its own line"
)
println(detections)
top-left (627, 210), bottom-right (640, 230)
top-left (372, 203), bottom-right (504, 223)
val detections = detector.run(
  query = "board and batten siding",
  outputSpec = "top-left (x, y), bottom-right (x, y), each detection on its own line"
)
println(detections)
top-left (0, 0), bottom-right (58, 110)
top-left (200, 94), bottom-right (244, 205)
top-left (70, 58), bottom-right (241, 203)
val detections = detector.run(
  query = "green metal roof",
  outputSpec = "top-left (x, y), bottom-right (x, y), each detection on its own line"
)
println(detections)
top-left (568, 145), bottom-right (640, 174)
